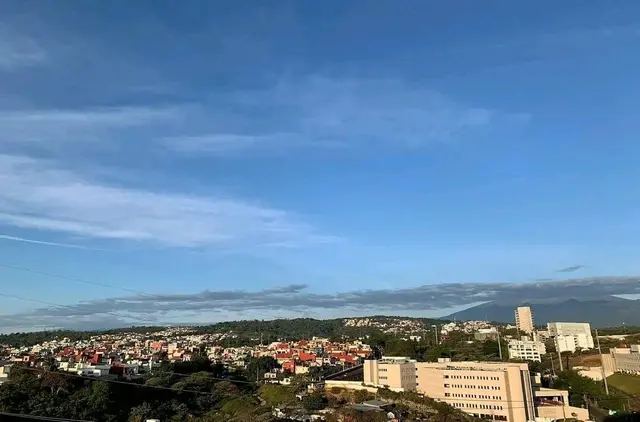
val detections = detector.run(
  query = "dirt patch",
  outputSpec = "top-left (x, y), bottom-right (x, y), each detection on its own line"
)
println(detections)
top-left (571, 354), bottom-right (602, 368)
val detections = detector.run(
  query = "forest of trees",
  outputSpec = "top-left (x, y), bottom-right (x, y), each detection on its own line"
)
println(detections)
top-left (0, 326), bottom-right (167, 348)
top-left (0, 356), bottom-right (280, 422)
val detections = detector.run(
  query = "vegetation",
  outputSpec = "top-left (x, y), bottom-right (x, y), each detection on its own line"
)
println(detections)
top-left (324, 386), bottom-right (482, 421)
top-left (301, 394), bottom-right (328, 411)
top-left (195, 316), bottom-right (446, 343)
top-left (553, 370), bottom-right (627, 411)
top-left (607, 374), bottom-right (640, 395)
top-left (258, 384), bottom-right (297, 406)
top-left (597, 326), bottom-right (640, 336)
top-left (0, 316), bottom-right (448, 348)
top-left (366, 330), bottom-right (506, 362)
top-left (0, 360), bottom-right (264, 421)
top-left (0, 326), bottom-right (166, 347)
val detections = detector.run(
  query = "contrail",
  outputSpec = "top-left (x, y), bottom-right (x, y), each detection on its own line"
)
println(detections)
top-left (0, 234), bottom-right (100, 250)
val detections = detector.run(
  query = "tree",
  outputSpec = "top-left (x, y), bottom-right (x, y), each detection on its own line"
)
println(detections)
top-left (353, 389), bottom-right (373, 403)
top-left (244, 356), bottom-right (280, 381)
top-left (128, 402), bottom-right (154, 422)
top-left (302, 394), bottom-right (327, 411)
top-left (40, 372), bottom-right (70, 395)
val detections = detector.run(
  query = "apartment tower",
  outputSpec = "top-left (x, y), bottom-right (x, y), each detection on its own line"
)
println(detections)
top-left (515, 306), bottom-right (534, 334)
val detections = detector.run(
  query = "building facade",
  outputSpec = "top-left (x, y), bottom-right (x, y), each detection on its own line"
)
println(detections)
top-left (547, 322), bottom-right (594, 353)
top-left (507, 339), bottom-right (546, 362)
top-left (415, 359), bottom-right (536, 422)
top-left (554, 334), bottom-right (595, 353)
top-left (606, 345), bottom-right (640, 375)
top-left (365, 357), bottom-right (537, 421)
top-left (547, 322), bottom-right (592, 337)
top-left (515, 307), bottom-right (535, 334)
top-left (363, 357), bottom-right (417, 391)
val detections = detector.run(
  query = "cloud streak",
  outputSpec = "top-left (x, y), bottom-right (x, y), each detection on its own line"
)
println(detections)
top-left (0, 24), bottom-right (47, 71)
top-left (0, 234), bottom-right (98, 250)
top-left (556, 265), bottom-right (585, 273)
top-left (0, 154), bottom-right (332, 248)
top-left (2, 276), bottom-right (638, 330)
top-left (163, 77), bottom-right (527, 155)
top-left (0, 106), bottom-right (182, 148)
top-left (0, 78), bottom-right (526, 156)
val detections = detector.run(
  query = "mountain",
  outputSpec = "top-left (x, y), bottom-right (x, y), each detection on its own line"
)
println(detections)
top-left (444, 296), bottom-right (640, 328)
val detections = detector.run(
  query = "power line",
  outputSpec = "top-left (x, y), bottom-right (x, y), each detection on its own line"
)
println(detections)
top-left (0, 411), bottom-right (92, 422)
top-left (15, 366), bottom-right (257, 394)
top-left (0, 262), bottom-right (292, 326)
top-left (0, 263), bottom-right (151, 297)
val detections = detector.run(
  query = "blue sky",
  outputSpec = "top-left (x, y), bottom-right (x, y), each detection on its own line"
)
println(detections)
top-left (1, 0), bottom-right (639, 331)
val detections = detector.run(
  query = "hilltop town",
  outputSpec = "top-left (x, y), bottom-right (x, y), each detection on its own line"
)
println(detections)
top-left (1, 311), bottom-right (638, 421)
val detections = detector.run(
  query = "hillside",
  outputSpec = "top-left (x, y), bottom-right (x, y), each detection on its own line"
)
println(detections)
top-left (0, 316), bottom-right (445, 347)
top-left (444, 296), bottom-right (639, 327)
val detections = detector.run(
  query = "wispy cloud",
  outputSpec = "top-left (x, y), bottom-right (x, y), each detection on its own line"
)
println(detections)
top-left (0, 154), bottom-right (331, 248)
top-left (0, 24), bottom-right (47, 71)
top-left (162, 77), bottom-right (528, 155)
top-left (2, 276), bottom-right (638, 330)
top-left (0, 234), bottom-right (97, 250)
top-left (0, 106), bottom-right (182, 148)
top-left (556, 265), bottom-right (585, 273)
top-left (0, 76), bottom-right (526, 157)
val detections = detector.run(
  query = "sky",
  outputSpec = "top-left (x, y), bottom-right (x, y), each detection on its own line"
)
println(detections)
top-left (1, 0), bottom-right (640, 331)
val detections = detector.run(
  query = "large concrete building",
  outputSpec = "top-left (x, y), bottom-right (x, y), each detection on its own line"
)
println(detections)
top-left (507, 339), bottom-right (546, 362)
top-left (547, 322), bottom-right (592, 337)
top-left (605, 345), bottom-right (640, 375)
top-left (515, 306), bottom-right (535, 334)
top-left (362, 357), bottom-right (587, 422)
top-left (363, 356), bottom-right (417, 391)
top-left (415, 359), bottom-right (536, 422)
top-left (547, 322), bottom-right (594, 353)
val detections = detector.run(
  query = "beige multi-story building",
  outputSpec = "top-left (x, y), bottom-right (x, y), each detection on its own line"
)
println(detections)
top-left (515, 306), bottom-right (535, 334)
top-left (363, 357), bottom-right (417, 391)
top-left (363, 358), bottom-right (586, 422)
top-left (415, 359), bottom-right (535, 422)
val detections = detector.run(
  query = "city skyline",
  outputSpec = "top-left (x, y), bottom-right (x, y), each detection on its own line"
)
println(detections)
top-left (2, 1), bottom-right (640, 331)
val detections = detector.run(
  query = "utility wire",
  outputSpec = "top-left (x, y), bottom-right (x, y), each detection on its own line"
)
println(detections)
top-left (0, 262), bottom-right (292, 325)
top-left (15, 366), bottom-right (257, 393)
top-left (0, 411), bottom-right (92, 421)
top-left (0, 263), bottom-right (151, 297)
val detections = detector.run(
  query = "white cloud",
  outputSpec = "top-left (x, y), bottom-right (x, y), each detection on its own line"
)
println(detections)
top-left (0, 76), bottom-right (526, 156)
top-left (0, 24), bottom-right (47, 71)
top-left (0, 106), bottom-right (182, 146)
top-left (0, 234), bottom-right (97, 250)
top-left (163, 77), bottom-right (527, 155)
top-left (0, 154), bottom-right (330, 248)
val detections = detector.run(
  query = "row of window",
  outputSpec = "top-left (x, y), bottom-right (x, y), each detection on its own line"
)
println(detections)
top-left (445, 375), bottom-right (500, 381)
top-left (472, 414), bottom-right (508, 421)
top-left (444, 384), bottom-right (501, 390)
top-left (452, 403), bottom-right (504, 411)
top-left (445, 393), bottom-right (503, 400)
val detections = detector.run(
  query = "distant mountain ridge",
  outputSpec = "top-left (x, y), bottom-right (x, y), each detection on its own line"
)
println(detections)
top-left (444, 296), bottom-right (639, 328)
